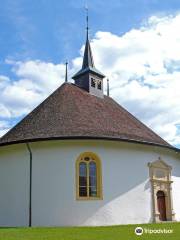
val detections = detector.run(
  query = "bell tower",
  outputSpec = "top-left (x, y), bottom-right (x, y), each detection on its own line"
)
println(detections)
top-left (72, 9), bottom-right (105, 98)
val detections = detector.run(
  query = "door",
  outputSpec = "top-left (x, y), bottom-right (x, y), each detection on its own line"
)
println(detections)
top-left (157, 191), bottom-right (167, 221)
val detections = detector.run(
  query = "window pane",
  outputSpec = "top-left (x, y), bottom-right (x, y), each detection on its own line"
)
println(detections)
top-left (89, 161), bottom-right (97, 197)
top-left (79, 187), bottom-right (87, 197)
top-left (79, 162), bottom-right (87, 197)
top-left (97, 80), bottom-right (102, 90)
top-left (91, 78), bottom-right (96, 87)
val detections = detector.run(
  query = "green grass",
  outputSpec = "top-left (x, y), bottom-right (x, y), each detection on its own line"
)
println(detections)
top-left (0, 222), bottom-right (179, 240)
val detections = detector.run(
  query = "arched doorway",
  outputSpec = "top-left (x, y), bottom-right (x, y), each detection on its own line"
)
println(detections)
top-left (148, 159), bottom-right (175, 222)
top-left (157, 191), bottom-right (167, 221)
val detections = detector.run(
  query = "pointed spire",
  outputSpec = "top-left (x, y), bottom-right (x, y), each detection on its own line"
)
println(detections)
top-left (107, 78), bottom-right (110, 96)
top-left (85, 4), bottom-right (89, 40)
top-left (82, 6), bottom-right (94, 69)
top-left (72, 5), bottom-right (105, 95)
top-left (65, 61), bottom-right (68, 82)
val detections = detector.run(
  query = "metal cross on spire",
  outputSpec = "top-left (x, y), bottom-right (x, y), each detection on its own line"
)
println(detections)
top-left (81, 4), bottom-right (95, 69)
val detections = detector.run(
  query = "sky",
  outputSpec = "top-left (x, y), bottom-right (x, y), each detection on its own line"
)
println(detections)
top-left (0, 0), bottom-right (180, 148)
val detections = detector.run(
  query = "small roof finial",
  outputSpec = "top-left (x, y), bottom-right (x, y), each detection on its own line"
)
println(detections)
top-left (65, 60), bottom-right (68, 83)
top-left (107, 78), bottom-right (110, 96)
top-left (85, 4), bottom-right (89, 39)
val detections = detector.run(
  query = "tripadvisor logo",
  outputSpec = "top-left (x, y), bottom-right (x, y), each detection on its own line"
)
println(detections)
top-left (135, 226), bottom-right (173, 236)
top-left (135, 227), bottom-right (143, 235)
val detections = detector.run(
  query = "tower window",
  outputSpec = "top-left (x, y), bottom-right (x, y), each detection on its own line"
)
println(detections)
top-left (76, 152), bottom-right (102, 200)
top-left (97, 80), bottom-right (102, 90)
top-left (91, 78), bottom-right (96, 88)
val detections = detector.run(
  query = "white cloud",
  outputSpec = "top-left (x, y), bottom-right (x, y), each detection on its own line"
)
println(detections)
top-left (0, 75), bottom-right (10, 90)
top-left (0, 129), bottom-right (9, 137)
top-left (13, 60), bottom-right (65, 92)
top-left (0, 104), bottom-right (11, 118)
top-left (0, 121), bottom-right (10, 137)
top-left (0, 13), bottom-right (180, 147)
top-left (88, 14), bottom-right (180, 146)
top-left (0, 75), bottom-right (10, 82)
top-left (0, 61), bottom-right (66, 118)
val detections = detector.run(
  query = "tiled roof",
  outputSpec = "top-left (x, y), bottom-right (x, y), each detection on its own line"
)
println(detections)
top-left (0, 83), bottom-right (172, 148)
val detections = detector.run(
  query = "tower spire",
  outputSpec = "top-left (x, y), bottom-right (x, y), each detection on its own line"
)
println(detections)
top-left (72, 7), bottom-right (105, 98)
top-left (85, 5), bottom-right (89, 40)
top-left (82, 6), bottom-right (94, 69)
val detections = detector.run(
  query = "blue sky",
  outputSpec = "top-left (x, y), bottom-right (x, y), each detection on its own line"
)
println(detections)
top-left (0, 0), bottom-right (180, 147)
top-left (1, 0), bottom-right (180, 63)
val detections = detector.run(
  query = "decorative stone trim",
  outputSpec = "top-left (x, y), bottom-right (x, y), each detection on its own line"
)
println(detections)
top-left (148, 157), bottom-right (175, 222)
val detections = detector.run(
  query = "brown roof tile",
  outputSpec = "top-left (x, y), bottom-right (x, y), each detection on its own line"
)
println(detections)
top-left (0, 83), bottom-right (172, 148)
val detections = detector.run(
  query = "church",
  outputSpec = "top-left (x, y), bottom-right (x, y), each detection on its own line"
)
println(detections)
top-left (0, 18), bottom-right (180, 227)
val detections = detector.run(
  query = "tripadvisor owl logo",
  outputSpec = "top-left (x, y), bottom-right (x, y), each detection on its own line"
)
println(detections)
top-left (135, 227), bottom-right (143, 235)
top-left (134, 226), bottom-right (173, 235)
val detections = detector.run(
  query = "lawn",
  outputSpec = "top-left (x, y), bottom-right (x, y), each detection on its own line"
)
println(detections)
top-left (0, 222), bottom-right (179, 240)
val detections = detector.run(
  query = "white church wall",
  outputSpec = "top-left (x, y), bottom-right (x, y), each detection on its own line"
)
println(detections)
top-left (170, 159), bottom-right (180, 222)
top-left (0, 144), bottom-right (29, 226)
top-left (154, 149), bottom-right (180, 221)
top-left (0, 140), bottom-right (179, 227)
top-left (29, 140), bottom-right (180, 226)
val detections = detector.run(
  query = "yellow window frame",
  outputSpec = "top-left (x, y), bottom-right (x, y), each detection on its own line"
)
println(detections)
top-left (76, 152), bottom-right (103, 200)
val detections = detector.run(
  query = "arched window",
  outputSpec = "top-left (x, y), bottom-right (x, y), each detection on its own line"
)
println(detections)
top-left (76, 152), bottom-right (102, 200)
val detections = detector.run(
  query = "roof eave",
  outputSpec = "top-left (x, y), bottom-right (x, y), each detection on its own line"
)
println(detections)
top-left (72, 67), bottom-right (105, 79)
top-left (0, 136), bottom-right (179, 153)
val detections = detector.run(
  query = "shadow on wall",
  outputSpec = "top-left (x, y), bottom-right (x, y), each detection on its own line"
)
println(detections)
top-left (145, 180), bottom-right (154, 223)
top-left (31, 142), bottom-right (179, 226)
top-left (74, 150), bottom-right (180, 226)
top-left (68, 152), bottom-right (153, 226)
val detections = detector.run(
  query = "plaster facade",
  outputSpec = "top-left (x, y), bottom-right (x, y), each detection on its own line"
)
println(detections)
top-left (0, 144), bottom-right (29, 226)
top-left (0, 140), bottom-right (179, 226)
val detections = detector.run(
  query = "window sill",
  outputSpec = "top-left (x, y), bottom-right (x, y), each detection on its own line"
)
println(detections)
top-left (76, 196), bottom-right (103, 201)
